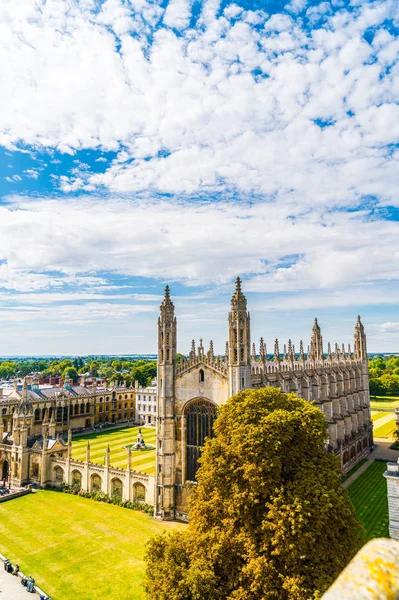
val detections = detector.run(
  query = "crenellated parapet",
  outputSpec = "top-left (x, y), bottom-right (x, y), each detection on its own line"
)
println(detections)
top-left (176, 340), bottom-right (228, 377)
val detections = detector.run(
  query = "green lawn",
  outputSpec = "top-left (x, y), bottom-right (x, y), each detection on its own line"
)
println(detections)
top-left (371, 411), bottom-right (388, 422)
top-left (348, 461), bottom-right (389, 541)
top-left (72, 426), bottom-right (156, 475)
top-left (371, 413), bottom-right (397, 438)
top-left (370, 396), bottom-right (399, 409)
top-left (0, 491), bottom-right (184, 600)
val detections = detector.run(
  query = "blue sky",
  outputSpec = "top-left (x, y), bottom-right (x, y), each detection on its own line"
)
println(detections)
top-left (0, 0), bottom-right (398, 355)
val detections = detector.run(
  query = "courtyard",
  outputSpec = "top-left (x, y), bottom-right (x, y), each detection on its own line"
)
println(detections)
top-left (71, 425), bottom-right (156, 475)
top-left (0, 491), bottom-right (183, 600)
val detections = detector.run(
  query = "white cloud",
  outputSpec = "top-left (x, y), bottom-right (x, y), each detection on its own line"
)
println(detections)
top-left (0, 195), bottom-right (398, 295)
top-left (0, 0), bottom-right (397, 207)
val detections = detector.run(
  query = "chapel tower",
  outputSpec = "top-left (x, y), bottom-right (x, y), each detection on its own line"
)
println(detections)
top-left (310, 318), bottom-right (323, 361)
top-left (354, 316), bottom-right (367, 362)
top-left (228, 277), bottom-right (251, 396)
top-left (155, 285), bottom-right (177, 520)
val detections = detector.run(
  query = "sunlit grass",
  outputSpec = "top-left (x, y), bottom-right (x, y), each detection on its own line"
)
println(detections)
top-left (0, 491), bottom-right (184, 600)
top-left (72, 426), bottom-right (156, 475)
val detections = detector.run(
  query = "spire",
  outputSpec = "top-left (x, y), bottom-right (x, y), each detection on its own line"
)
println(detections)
top-left (251, 343), bottom-right (256, 363)
top-left (160, 284), bottom-right (175, 314)
top-left (208, 340), bottom-right (214, 361)
top-left (348, 343), bottom-right (351, 357)
top-left (86, 441), bottom-right (91, 463)
top-left (190, 339), bottom-right (196, 360)
top-left (327, 342), bottom-right (332, 359)
top-left (354, 315), bottom-right (367, 361)
top-left (225, 341), bottom-right (229, 357)
top-left (230, 276), bottom-right (247, 311)
top-left (300, 340), bottom-right (304, 362)
top-left (341, 343), bottom-right (346, 358)
top-left (283, 344), bottom-right (287, 362)
top-left (259, 337), bottom-right (266, 362)
top-left (274, 339), bottom-right (280, 365)
top-left (288, 339), bottom-right (294, 364)
top-left (198, 338), bottom-right (204, 358)
top-left (311, 317), bottom-right (323, 361)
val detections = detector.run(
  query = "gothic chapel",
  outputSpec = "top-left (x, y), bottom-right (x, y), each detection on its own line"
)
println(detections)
top-left (155, 278), bottom-right (372, 520)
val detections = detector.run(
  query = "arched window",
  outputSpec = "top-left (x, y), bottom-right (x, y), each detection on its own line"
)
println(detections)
top-left (90, 474), bottom-right (102, 492)
top-left (133, 483), bottom-right (146, 502)
top-left (30, 461), bottom-right (39, 479)
top-left (54, 466), bottom-right (64, 483)
top-left (34, 409), bottom-right (40, 422)
top-left (199, 369), bottom-right (205, 383)
top-left (186, 399), bottom-right (217, 482)
top-left (86, 402), bottom-right (90, 413)
top-left (71, 470), bottom-right (82, 490)
top-left (80, 403), bottom-right (85, 414)
top-left (111, 478), bottom-right (123, 499)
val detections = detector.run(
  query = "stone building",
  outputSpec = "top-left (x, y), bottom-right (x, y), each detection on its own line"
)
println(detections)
top-left (0, 378), bottom-right (136, 486)
top-left (155, 279), bottom-right (372, 520)
top-left (0, 378), bottom-right (135, 439)
top-left (0, 379), bottom-right (154, 504)
top-left (135, 381), bottom-right (157, 426)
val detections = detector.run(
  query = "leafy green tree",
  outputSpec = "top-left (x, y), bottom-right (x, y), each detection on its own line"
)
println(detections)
top-left (90, 361), bottom-right (100, 376)
top-left (369, 378), bottom-right (386, 397)
top-left (380, 373), bottom-right (399, 396)
top-left (145, 388), bottom-right (363, 600)
top-left (62, 366), bottom-right (78, 382)
top-left (112, 360), bottom-right (122, 371)
top-left (386, 357), bottom-right (399, 371)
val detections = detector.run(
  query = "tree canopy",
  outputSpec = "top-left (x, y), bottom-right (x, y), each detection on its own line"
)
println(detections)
top-left (145, 387), bottom-right (363, 600)
top-left (368, 356), bottom-right (399, 396)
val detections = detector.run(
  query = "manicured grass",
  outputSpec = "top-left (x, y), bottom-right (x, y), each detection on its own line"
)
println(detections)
top-left (372, 413), bottom-right (397, 438)
top-left (348, 461), bottom-right (389, 541)
top-left (370, 396), bottom-right (399, 409)
top-left (0, 491), bottom-right (184, 600)
top-left (340, 457), bottom-right (368, 483)
top-left (371, 411), bottom-right (389, 422)
top-left (72, 426), bottom-right (156, 475)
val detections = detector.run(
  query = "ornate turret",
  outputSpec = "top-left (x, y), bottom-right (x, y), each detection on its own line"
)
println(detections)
top-left (228, 277), bottom-right (251, 395)
top-left (156, 285), bottom-right (177, 520)
top-left (274, 339), bottom-right (280, 367)
top-left (354, 316), bottom-right (367, 362)
top-left (311, 318), bottom-right (323, 361)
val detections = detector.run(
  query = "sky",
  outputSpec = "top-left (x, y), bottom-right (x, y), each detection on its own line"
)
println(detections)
top-left (0, 0), bottom-right (398, 355)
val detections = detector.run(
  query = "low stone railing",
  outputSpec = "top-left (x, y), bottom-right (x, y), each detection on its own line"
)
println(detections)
top-left (321, 539), bottom-right (399, 599)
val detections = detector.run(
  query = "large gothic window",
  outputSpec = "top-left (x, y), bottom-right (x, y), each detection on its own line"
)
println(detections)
top-left (186, 399), bottom-right (217, 482)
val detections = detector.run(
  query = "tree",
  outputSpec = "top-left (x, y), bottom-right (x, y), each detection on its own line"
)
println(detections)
top-left (112, 360), bottom-right (122, 371)
top-left (369, 378), bottom-right (386, 397)
top-left (62, 366), bottom-right (78, 382)
top-left (90, 361), bottom-right (100, 376)
top-left (145, 387), bottom-right (363, 600)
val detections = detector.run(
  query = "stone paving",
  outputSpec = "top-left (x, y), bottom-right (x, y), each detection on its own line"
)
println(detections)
top-left (0, 568), bottom-right (34, 599)
top-left (343, 439), bottom-right (399, 489)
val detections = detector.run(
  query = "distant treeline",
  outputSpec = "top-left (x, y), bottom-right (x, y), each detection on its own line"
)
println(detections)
top-left (368, 356), bottom-right (399, 396)
top-left (0, 356), bottom-right (157, 387)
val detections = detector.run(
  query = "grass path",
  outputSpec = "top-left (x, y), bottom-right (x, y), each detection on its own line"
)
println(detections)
top-left (72, 426), bottom-right (156, 474)
top-left (348, 461), bottom-right (389, 541)
top-left (372, 412), bottom-right (397, 439)
top-left (0, 491), bottom-right (184, 600)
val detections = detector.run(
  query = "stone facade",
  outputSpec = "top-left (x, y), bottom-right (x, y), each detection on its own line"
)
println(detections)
top-left (384, 459), bottom-right (399, 540)
top-left (0, 379), bottom-right (135, 439)
top-left (155, 279), bottom-right (372, 520)
top-left (0, 378), bottom-right (137, 491)
top-left (135, 381), bottom-right (157, 426)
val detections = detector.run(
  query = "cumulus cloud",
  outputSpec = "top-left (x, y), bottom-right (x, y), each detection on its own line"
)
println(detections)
top-left (0, 195), bottom-right (398, 294)
top-left (0, 0), bottom-right (397, 206)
